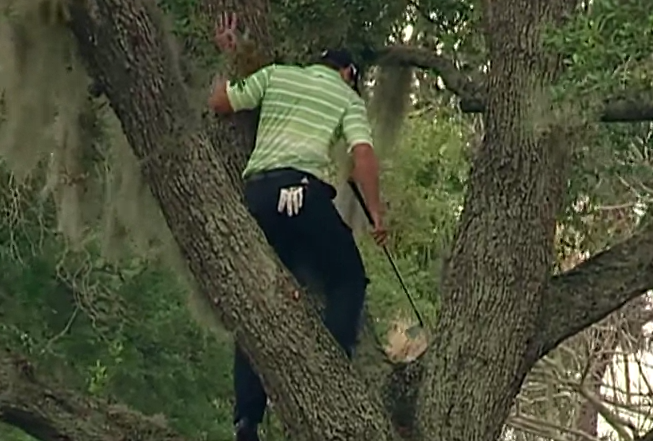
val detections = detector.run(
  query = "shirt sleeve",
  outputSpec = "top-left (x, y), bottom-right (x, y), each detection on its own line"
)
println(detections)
top-left (341, 97), bottom-right (374, 153)
top-left (225, 65), bottom-right (274, 111)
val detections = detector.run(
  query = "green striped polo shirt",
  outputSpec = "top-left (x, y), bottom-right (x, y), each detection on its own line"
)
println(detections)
top-left (225, 64), bottom-right (374, 180)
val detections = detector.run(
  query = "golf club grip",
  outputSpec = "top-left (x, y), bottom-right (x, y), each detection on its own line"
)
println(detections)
top-left (347, 180), bottom-right (374, 225)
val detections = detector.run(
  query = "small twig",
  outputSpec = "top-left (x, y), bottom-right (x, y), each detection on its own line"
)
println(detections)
top-left (574, 382), bottom-right (637, 441)
top-left (509, 413), bottom-right (603, 441)
top-left (40, 306), bottom-right (80, 354)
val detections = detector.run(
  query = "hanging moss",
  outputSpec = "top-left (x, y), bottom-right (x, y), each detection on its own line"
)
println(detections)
top-left (0, 0), bottom-right (176, 263)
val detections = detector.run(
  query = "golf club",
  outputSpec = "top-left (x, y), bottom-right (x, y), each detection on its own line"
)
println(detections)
top-left (347, 180), bottom-right (425, 334)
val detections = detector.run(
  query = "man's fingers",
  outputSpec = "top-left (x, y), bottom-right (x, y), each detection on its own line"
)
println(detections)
top-left (215, 12), bottom-right (237, 36)
top-left (371, 224), bottom-right (387, 246)
top-left (217, 12), bottom-right (225, 31)
top-left (230, 12), bottom-right (238, 31)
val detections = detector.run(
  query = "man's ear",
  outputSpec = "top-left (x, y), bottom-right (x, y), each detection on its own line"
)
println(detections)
top-left (347, 66), bottom-right (355, 83)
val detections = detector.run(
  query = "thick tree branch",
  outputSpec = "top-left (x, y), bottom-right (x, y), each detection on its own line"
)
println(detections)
top-left (174, 0), bottom-right (426, 430)
top-left (351, 309), bottom-right (427, 439)
top-left (536, 222), bottom-right (653, 358)
top-left (371, 45), bottom-right (482, 102)
top-left (0, 348), bottom-right (186, 441)
top-left (382, 355), bottom-right (426, 438)
top-left (372, 45), bottom-right (653, 122)
top-left (597, 98), bottom-right (653, 123)
top-left (66, 1), bottom-right (398, 439)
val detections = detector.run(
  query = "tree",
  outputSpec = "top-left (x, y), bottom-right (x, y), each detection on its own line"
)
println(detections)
top-left (3, 0), bottom-right (653, 440)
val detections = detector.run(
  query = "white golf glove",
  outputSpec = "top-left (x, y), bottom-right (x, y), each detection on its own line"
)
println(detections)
top-left (277, 186), bottom-right (304, 216)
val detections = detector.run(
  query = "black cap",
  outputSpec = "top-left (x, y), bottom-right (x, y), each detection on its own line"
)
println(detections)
top-left (320, 49), bottom-right (361, 95)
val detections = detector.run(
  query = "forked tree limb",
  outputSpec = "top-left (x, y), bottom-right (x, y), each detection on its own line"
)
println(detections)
top-left (0, 348), bottom-right (186, 441)
top-left (65, 0), bottom-right (397, 439)
top-left (196, 2), bottom-right (423, 418)
top-left (371, 46), bottom-right (481, 101)
top-left (535, 222), bottom-right (653, 359)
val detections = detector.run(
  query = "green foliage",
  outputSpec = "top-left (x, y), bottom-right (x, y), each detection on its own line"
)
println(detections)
top-left (0, 171), bottom-right (236, 440)
top-left (156, 0), bottom-right (218, 66)
top-left (556, 120), bottom-right (653, 265)
top-left (360, 110), bottom-right (470, 333)
top-left (3, 0), bottom-right (653, 440)
top-left (269, 0), bottom-right (406, 58)
top-left (545, 0), bottom-right (653, 99)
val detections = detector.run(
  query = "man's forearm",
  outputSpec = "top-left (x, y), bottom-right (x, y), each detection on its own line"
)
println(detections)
top-left (208, 77), bottom-right (234, 114)
top-left (351, 145), bottom-right (382, 215)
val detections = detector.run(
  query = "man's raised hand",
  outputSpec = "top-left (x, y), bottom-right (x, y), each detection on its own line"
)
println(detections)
top-left (214, 12), bottom-right (238, 54)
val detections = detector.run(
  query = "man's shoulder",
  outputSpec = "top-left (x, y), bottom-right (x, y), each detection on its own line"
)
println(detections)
top-left (339, 89), bottom-right (365, 114)
top-left (265, 63), bottom-right (306, 77)
top-left (347, 90), bottom-right (365, 105)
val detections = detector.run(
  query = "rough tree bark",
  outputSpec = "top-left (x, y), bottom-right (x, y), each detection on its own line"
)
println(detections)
top-left (538, 220), bottom-right (653, 357)
top-left (194, 0), bottom-right (273, 189)
top-left (66, 1), bottom-right (397, 440)
top-left (6, 0), bottom-right (653, 440)
top-left (189, 2), bottom-right (419, 429)
top-left (415, 0), bottom-right (578, 439)
top-left (191, 0), bottom-right (413, 423)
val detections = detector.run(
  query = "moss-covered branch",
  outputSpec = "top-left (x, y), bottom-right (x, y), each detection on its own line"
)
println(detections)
top-left (0, 348), bottom-right (187, 441)
top-left (370, 45), bottom-right (653, 122)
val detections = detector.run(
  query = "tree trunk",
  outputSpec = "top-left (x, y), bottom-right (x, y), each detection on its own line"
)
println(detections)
top-left (416, 1), bottom-right (576, 440)
top-left (192, 0), bottom-right (415, 421)
top-left (6, 0), bottom-right (653, 440)
top-left (67, 1), bottom-right (397, 439)
top-left (194, 0), bottom-right (274, 190)
top-left (0, 348), bottom-right (187, 441)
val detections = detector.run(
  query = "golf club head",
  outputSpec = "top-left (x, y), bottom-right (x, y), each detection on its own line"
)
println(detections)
top-left (405, 324), bottom-right (423, 339)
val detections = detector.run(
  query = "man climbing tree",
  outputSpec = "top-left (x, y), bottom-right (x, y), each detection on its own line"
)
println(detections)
top-left (7, 0), bottom-right (653, 440)
top-left (208, 12), bottom-right (387, 441)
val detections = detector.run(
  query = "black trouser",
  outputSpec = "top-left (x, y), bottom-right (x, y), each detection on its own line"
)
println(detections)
top-left (234, 167), bottom-right (368, 427)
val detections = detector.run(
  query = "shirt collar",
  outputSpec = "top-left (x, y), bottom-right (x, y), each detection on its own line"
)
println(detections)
top-left (308, 64), bottom-right (342, 80)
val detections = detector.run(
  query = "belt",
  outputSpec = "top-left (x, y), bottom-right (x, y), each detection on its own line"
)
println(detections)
top-left (245, 168), bottom-right (337, 200)
top-left (245, 167), bottom-right (316, 183)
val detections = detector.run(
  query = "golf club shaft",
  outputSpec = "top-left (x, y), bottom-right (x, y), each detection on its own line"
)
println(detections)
top-left (347, 181), bottom-right (425, 327)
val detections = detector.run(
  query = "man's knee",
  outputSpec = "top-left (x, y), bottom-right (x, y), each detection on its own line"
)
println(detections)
top-left (324, 277), bottom-right (367, 329)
